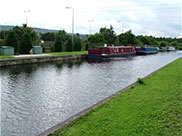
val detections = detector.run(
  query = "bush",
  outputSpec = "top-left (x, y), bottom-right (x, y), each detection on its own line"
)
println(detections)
top-left (73, 36), bottom-right (82, 51)
top-left (54, 34), bottom-right (62, 52)
top-left (160, 41), bottom-right (168, 47)
top-left (137, 78), bottom-right (145, 84)
top-left (5, 30), bottom-right (18, 53)
top-left (66, 36), bottom-right (73, 52)
top-left (19, 32), bottom-right (33, 54)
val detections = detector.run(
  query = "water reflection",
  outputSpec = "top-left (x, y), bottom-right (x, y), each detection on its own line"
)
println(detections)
top-left (1, 52), bottom-right (182, 136)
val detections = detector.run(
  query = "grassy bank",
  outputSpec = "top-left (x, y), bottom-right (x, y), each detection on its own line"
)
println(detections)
top-left (45, 51), bottom-right (88, 55)
top-left (51, 58), bottom-right (182, 136)
top-left (0, 56), bottom-right (13, 59)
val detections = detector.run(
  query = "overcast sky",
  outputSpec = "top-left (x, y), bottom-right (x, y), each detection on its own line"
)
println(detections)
top-left (0, 0), bottom-right (181, 37)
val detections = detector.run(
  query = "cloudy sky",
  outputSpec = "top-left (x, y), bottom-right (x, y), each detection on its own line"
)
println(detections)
top-left (0, 0), bottom-right (181, 37)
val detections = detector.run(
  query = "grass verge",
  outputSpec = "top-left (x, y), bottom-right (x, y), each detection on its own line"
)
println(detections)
top-left (45, 51), bottom-right (88, 55)
top-left (51, 58), bottom-right (182, 136)
top-left (0, 56), bottom-right (13, 59)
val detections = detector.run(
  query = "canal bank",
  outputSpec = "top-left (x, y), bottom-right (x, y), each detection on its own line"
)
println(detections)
top-left (37, 57), bottom-right (182, 136)
top-left (0, 54), bottom-right (87, 67)
top-left (1, 52), bottom-right (182, 136)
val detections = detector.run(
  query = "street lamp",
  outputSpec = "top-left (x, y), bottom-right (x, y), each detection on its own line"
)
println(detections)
top-left (24, 10), bottom-right (30, 26)
top-left (65, 7), bottom-right (74, 45)
top-left (117, 21), bottom-right (124, 33)
top-left (4, 23), bottom-right (6, 39)
top-left (88, 20), bottom-right (94, 34)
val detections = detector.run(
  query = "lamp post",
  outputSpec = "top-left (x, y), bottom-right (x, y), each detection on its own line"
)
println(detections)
top-left (24, 10), bottom-right (30, 26)
top-left (65, 7), bottom-right (74, 45)
top-left (3, 23), bottom-right (6, 39)
top-left (88, 20), bottom-right (94, 34)
top-left (117, 21), bottom-right (124, 33)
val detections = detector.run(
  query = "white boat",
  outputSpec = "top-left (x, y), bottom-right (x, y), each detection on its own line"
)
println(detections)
top-left (167, 47), bottom-right (175, 51)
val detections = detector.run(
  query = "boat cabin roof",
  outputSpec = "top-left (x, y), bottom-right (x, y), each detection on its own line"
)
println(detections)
top-left (98, 46), bottom-right (134, 49)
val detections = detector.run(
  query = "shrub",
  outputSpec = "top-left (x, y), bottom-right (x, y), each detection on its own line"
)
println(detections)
top-left (5, 30), bottom-right (18, 54)
top-left (66, 36), bottom-right (73, 52)
top-left (54, 34), bottom-right (62, 52)
top-left (19, 32), bottom-right (33, 54)
top-left (137, 78), bottom-right (145, 84)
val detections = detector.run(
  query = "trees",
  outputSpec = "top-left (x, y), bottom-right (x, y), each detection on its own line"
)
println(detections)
top-left (66, 36), bottom-right (73, 52)
top-left (5, 30), bottom-right (18, 53)
top-left (58, 30), bottom-right (67, 42)
top-left (13, 24), bottom-right (38, 42)
top-left (3, 24), bottom-right (182, 54)
top-left (160, 41), bottom-right (168, 47)
top-left (118, 30), bottom-right (138, 46)
top-left (0, 30), bottom-right (8, 40)
top-left (40, 32), bottom-right (55, 41)
top-left (54, 34), bottom-right (62, 52)
top-left (19, 32), bottom-right (33, 54)
top-left (86, 33), bottom-right (106, 49)
top-left (4, 25), bottom-right (38, 54)
top-left (100, 25), bottom-right (117, 44)
top-left (74, 36), bottom-right (82, 51)
top-left (87, 33), bottom-right (105, 43)
top-left (137, 36), bottom-right (151, 45)
top-left (171, 41), bottom-right (178, 47)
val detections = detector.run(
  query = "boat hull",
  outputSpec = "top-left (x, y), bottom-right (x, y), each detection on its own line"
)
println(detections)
top-left (87, 52), bottom-right (135, 58)
top-left (136, 51), bottom-right (158, 55)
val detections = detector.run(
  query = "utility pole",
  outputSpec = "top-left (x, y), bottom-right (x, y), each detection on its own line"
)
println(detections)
top-left (24, 10), bottom-right (30, 26)
top-left (65, 7), bottom-right (74, 45)
top-left (117, 21), bottom-right (124, 33)
top-left (4, 23), bottom-right (6, 39)
top-left (88, 20), bottom-right (94, 34)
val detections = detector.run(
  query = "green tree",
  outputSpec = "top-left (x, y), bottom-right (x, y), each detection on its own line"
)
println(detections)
top-left (0, 30), bottom-right (9, 40)
top-left (74, 36), bottom-right (82, 51)
top-left (87, 33), bottom-right (105, 43)
top-left (85, 42), bottom-right (89, 50)
top-left (66, 36), bottom-right (72, 52)
top-left (137, 36), bottom-right (151, 45)
top-left (100, 25), bottom-right (117, 44)
top-left (58, 30), bottom-right (67, 42)
top-left (171, 41), bottom-right (178, 47)
top-left (19, 32), bottom-right (33, 54)
top-left (54, 34), bottom-right (62, 52)
top-left (5, 30), bottom-right (18, 53)
top-left (160, 41), bottom-right (168, 47)
top-left (13, 24), bottom-right (38, 42)
top-left (40, 32), bottom-right (55, 41)
top-left (118, 30), bottom-right (137, 46)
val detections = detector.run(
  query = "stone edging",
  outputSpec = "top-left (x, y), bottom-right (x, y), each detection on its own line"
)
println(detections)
top-left (0, 54), bottom-right (87, 67)
top-left (36, 57), bottom-right (181, 136)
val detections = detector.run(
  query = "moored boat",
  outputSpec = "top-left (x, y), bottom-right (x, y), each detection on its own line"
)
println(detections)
top-left (159, 47), bottom-right (167, 52)
top-left (88, 46), bottom-right (136, 58)
top-left (136, 47), bottom-right (158, 55)
top-left (167, 47), bottom-right (175, 51)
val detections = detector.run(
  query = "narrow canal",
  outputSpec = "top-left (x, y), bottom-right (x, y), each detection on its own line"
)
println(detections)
top-left (1, 52), bottom-right (182, 136)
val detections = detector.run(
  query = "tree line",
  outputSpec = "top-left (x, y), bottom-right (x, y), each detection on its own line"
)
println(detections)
top-left (0, 24), bottom-right (83, 54)
top-left (86, 25), bottom-right (182, 49)
top-left (0, 24), bottom-right (182, 54)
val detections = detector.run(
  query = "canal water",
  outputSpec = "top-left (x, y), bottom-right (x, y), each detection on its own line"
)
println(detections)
top-left (1, 52), bottom-right (182, 136)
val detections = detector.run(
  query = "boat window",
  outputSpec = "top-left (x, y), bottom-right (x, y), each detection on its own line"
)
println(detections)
top-left (117, 48), bottom-right (119, 53)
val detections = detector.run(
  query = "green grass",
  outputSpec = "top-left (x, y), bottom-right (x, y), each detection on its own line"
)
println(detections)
top-left (0, 56), bottom-right (13, 59)
top-left (51, 58), bottom-right (182, 136)
top-left (45, 51), bottom-right (88, 55)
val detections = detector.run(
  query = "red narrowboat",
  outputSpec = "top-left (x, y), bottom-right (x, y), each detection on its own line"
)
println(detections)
top-left (88, 46), bottom-right (136, 58)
